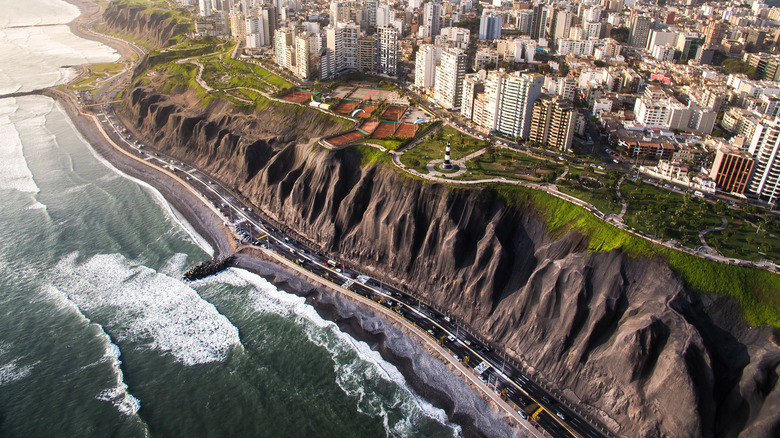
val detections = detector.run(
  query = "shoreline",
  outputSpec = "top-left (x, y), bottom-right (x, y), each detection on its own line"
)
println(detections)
top-left (43, 0), bottom-right (533, 436)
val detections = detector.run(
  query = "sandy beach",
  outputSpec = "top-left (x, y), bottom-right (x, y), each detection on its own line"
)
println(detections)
top-left (40, 1), bottom-right (534, 437)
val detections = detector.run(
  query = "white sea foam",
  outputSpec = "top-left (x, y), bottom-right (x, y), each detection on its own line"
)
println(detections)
top-left (0, 98), bottom-right (41, 193)
top-left (158, 253), bottom-right (189, 277)
top-left (197, 268), bottom-right (456, 436)
top-left (51, 252), bottom-right (240, 366)
top-left (0, 24), bottom-right (118, 93)
top-left (94, 330), bottom-right (141, 416)
top-left (42, 283), bottom-right (144, 418)
top-left (0, 341), bottom-right (36, 387)
top-left (0, 359), bottom-right (35, 386)
top-left (59, 102), bottom-right (215, 257)
top-left (0, 0), bottom-right (80, 28)
top-left (25, 201), bottom-right (47, 210)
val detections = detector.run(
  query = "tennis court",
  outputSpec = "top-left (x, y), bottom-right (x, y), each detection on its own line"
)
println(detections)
top-left (394, 123), bottom-right (418, 138)
top-left (380, 105), bottom-right (407, 121)
top-left (329, 85), bottom-right (354, 99)
top-left (371, 122), bottom-right (398, 139)
top-left (347, 87), bottom-right (393, 101)
top-left (327, 130), bottom-right (367, 146)
top-left (333, 100), bottom-right (359, 115)
top-left (357, 104), bottom-right (378, 117)
top-left (358, 121), bottom-right (380, 135)
top-left (281, 89), bottom-right (315, 103)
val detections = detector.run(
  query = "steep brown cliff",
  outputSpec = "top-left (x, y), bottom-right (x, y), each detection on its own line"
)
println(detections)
top-left (119, 84), bottom-right (780, 438)
top-left (101, 1), bottom-right (190, 48)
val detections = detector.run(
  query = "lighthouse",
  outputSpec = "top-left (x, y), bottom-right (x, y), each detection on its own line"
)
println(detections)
top-left (442, 140), bottom-right (453, 170)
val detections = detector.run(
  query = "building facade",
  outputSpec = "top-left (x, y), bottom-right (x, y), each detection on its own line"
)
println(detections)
top-left (434, 47), bottom-right (467, 109)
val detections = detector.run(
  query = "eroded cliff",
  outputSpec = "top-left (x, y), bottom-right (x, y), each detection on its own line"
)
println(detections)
top-left (118, 84), bottom-right (780, 438)
top-left (101, 1), bottom-right (190, 48)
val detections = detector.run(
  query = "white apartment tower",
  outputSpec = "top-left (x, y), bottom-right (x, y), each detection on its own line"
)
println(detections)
top-left (423, 2), bottom-right (441, 37)
top-left (294, 33), bottom-right (310, 79)
top-left (415, 44), bottom-right (441, 88)
top-left (747, 120), bottom-right (780, 206)
top-left (434, 47), bottom-right (467, 110)
top-left (366, 0), bottom-right (378, 27)
top-left (495, 72), bottom-right (544, 139)
top-left (330, 1), bottom-right (352, 25)
top-left (199, 0), bottom-right (212, 17)
top-left (326, 22), bottom-right (360, 73)
top-left (274, 28), bottom-right (294, 69)
top-left (376, 5), bottom-right (395, 27)
top-left (377, 26), bottom-right (398, 75)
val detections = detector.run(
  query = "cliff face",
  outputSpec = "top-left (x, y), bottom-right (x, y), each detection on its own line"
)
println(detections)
top-left (120, 85), bottom-right (780, 438)
top-left (101, 1), bottom-right (187, 48)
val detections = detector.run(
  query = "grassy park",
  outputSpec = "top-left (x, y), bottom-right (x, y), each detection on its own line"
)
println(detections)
top-left (459, 148), bottom-right (564, 182)
top-left (400, 125), bottom-right (489, 173)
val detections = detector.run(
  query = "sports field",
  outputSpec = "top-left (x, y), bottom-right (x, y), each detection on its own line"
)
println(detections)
top-left (280, 89), bottom-right (314, 103)
top-left (329, 85), bottom-right (354, 99)
top-left (357, 104), bottom-right (378, 117)
top-left (358, 121), bottom-right (380, 135)
top-left (394, 123), bottom-right (418, 138)
top-left (333, 100), bottom-right (359, 114)
top-left (371, 122), bottom-right (398, 139)
top-left (347, 87), bottom-right (392, 101)
top-left (327, 130), bottom-right (366, 146)
top-left (380, 105), bottom-right (406, 121)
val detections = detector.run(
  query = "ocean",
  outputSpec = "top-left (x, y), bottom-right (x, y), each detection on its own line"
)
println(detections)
top-left (0, 1), bottom-right (459, 436)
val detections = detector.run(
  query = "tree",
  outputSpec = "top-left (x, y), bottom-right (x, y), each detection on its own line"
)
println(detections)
top-left (559, 61), bottom-right (570, 77)
top-left (722, 58), bottom-right (760, 79)
top-left (610, 27), bottom-right (629, 44)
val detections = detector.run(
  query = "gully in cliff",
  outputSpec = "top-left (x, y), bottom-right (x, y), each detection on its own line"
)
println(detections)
top-left (183, 255), bottom-right (236, 281)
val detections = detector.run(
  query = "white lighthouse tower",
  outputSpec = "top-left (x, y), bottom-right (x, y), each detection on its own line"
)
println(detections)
top-left (441, 140), bottom-right (452, 170)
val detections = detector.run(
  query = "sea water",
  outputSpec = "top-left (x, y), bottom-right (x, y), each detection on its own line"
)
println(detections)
top-left (0, 1), bottom-right (458, 436)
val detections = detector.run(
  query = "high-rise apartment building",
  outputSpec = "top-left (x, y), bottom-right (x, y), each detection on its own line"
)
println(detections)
top-left (198, 0), bottom-right (212, 16)
top-left (229, 13), bottom-right (246, 39)
top-left (376, 25), bottom-right (398, 75)
top-left (747, 120), bottom-right (780, 206)
top-left (460, 73), bottom-right (484, 120)
top-left (415, 44), bottom-right (441, 88)
top-left (552, 9), bottom-right (572, 44)
top-left (434, 47), bottom-right (467, 109)
top-left (329, 1), bottom-right (352, 25)
top-left (358, 35), bottom-right (376, 72)
top-left (293, 33), bottom-right (310, 79)
top-left (479, 11), bottom-right (502, 40)
top-left (259, 6), bottom-right (277, 48)
top-left (516, 10), bottom-right (533, 34)
top-left (376, 5), bottom-right (395, 27)
top-left (423, 2), bottom-right (442, 37)
top-left (528, 95), bottom-right (576, 151)
top-left (366, 0), bottom-right (378, 27)
top-left (495, 72), bottom-right (544, 139)
top-left (326, 22), bottom-right (359, 73)
top-left (704, 20), bottom-right (727, 45)
top-left (530, 4), bottom-right (550, 40)
top-left (628, 15), bottom-right (651, 48)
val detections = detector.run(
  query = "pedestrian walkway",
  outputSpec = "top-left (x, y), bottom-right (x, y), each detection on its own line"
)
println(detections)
top-left (425, 147), bottom-right (489, 178)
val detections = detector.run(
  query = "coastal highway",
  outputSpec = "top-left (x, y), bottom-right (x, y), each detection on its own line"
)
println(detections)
top-left (94, 107), bottom-right (613, 438)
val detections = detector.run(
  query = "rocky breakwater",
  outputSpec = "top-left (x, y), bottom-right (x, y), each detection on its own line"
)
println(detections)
top-left (119, 85), bottom-right (780, 438)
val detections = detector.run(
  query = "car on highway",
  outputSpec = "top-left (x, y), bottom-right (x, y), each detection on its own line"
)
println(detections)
top-left (518, 411), bottom-right (528, 419)
top-left (556, 412), bottom-right (566, 420)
